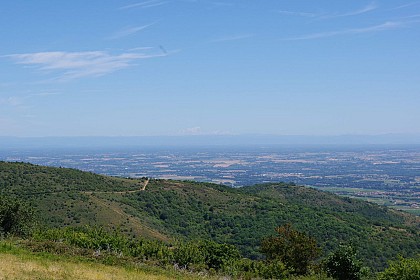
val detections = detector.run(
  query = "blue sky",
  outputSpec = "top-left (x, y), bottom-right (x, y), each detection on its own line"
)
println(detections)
top-left (1, 1), bottom-right (419, 137)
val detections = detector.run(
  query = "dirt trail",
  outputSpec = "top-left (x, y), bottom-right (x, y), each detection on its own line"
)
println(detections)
top-left (113, 178), bottom-right (149, 194)
top-left (88, 195), bottom-right (169, 242)
top-left (82, 178), bottom-right (150, 195)
top-left (141, 178), bottom-right (150, 191)
top-left (78, 178), bottom-right (168, 241)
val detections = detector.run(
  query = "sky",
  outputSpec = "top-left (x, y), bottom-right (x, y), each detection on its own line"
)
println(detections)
top-left (0, 1), bottom-right (419, 137)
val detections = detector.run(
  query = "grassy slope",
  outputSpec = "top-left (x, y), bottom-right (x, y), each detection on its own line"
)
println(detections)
top-left (0, 253), bottom-right (170, 280)
top-left (0, 161), bottom-right (166, 241)
top-left (0, 240), bottom-right (330, 280)
top-left (1, 161), bottom-right (419, 269)
top-left (0, 242), bottom-right (203, 280)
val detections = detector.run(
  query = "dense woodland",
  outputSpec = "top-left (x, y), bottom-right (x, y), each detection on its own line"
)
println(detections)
top-left (1, 161), bottom-right (420, 279)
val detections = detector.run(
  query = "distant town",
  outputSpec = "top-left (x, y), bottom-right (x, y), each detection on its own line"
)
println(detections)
top-left (1, 145), bottom-right (419, 215)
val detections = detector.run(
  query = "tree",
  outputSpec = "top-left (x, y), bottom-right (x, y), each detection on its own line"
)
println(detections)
top-left (324, 245), bottom-right (365, 280)
top-left (199, 240), bottom-right (241, 270)
top-left (261, 223), bottom-right (320, 275)
top-left (378, 256), bottom-right (420, 280)
top-left (0, 195), bottom-right (35, 237)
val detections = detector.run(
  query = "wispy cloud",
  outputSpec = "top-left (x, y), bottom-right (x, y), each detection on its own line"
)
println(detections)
top-left (207, 1), bottom-right (234, 8)
top-left (179, 126), bottom-right (202, 135)
top-left (401, 14), bottom-right (420, 19)
top-left (128, 47), bottom-right (154, 51)
top-left (177, 126), bottom-right (231, 136)
top-left (0, 96), bottom-right (24, 107)
top-left (108, 22), bottom-right (157, 39)
top-left (321, 2), bottom-right (377, 19)
top-left (0, 91), bottom-right (60, 110)
top-left (211, 34), bottom-right (254, 43)
top-left (119, 0), bottom-right (167, 10)
top-left (275, 3), bottom-right (377, 20)
top-left (4, 50), bottom-right (166, 80)
top-left (284, 21), bottom-right (404, 41)
top-left (30, 92), bottom-right (61, 97)
top-left (391, 1), bottom-right (420, 10)
top-left (276, 10), bottom-right (317, 18)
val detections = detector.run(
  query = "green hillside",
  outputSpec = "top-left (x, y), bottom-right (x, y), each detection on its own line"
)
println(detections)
top-left (0, 240), bottom-right (211, 280)
top-left (1, 161), bottom-right (419, 270)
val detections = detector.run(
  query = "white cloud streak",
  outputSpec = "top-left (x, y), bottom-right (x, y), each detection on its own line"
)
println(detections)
top-left (30, 92), bottom-right (61, 97)
top-left (0, 96), bottom-right (23, 107)
top-left (119, 0), bottom-right (167, 10)
top-left (276, 10), bottom-right (317, 18)
top-left (128, 47), bottom-right (155, 51)
top-left (0, 91), bottom-right (60, 111)
top-left (321, 2), bottom-right (377, 19)
top-left (179, 126), bottom-right (201, 135)
top-left (391, 1), bottom-right (420, 10)
top-left (284, 21), bottom-right (404, 41)
top-left (399, 14), bottom-right (420, 19)
top-left (4, 50), bottom-right (166, 80)
top-left (210, 34), bottom-right (254, 43)
top-left (276, 3), bottom-right (377, 20)
top-left (108, 22), bottom-right (156, 39)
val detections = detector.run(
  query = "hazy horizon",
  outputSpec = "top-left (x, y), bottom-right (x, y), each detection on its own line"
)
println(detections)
top-left (1, 133), bottom-right (420, 149)
top-left (1, 1), bottom-right (419, 137)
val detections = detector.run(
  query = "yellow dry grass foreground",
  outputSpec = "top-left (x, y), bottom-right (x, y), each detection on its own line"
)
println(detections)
top-left (0, 252), bottom-right (191, 280)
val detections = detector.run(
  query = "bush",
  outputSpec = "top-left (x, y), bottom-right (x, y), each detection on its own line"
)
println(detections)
top-left (223, 258), bottom-right (290, 279)
top-left (0, 195), bottom-right (35, 237)
top-left (33, 227), bottom-right (241, 273)
top-left (200, 240), bottom-right (241, 270)
top-left (173, 241), bottom-right (206, 270)
top-left (173, 240), bottom-right (241, 271)
top-left (261, 224), bottom-right (320, 275)
top-left (324, 245), bottom-right (365, 280)
top-left (32, 226), bottom-right (171, 262)
top-left (377, 256), bottom-right (420, 280)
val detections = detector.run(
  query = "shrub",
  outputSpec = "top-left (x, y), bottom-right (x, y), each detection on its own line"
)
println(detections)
top-left (32, 226), bottom-right (172, 262)
top-left (173, 241), bottom-right (206, 269)
top-left (377, 256), bottom-right (420, 280)
top-left (172, 240), bottom-right (241, 271)
top-left (199, 240), bottom-right (241, 270)
top-left (324, 245), bottom-right (365, 280)
top-left (223, 258), bottom-right (290, 279)
top-left (0, 195), bottom-right (35, 237)
top-left (261, 224), bottom-right (320, 275)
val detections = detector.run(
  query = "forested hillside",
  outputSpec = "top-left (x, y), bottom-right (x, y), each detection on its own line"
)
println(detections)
top-left (1, 161), bottom-right (419, 270)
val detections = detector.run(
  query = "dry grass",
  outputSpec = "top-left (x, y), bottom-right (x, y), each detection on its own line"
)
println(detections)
top-left (0, 252), bottom-right (190, 280)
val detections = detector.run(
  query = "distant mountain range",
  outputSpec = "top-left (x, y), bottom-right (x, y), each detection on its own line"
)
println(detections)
top-left (1, 134), bottom-right (420, 149)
